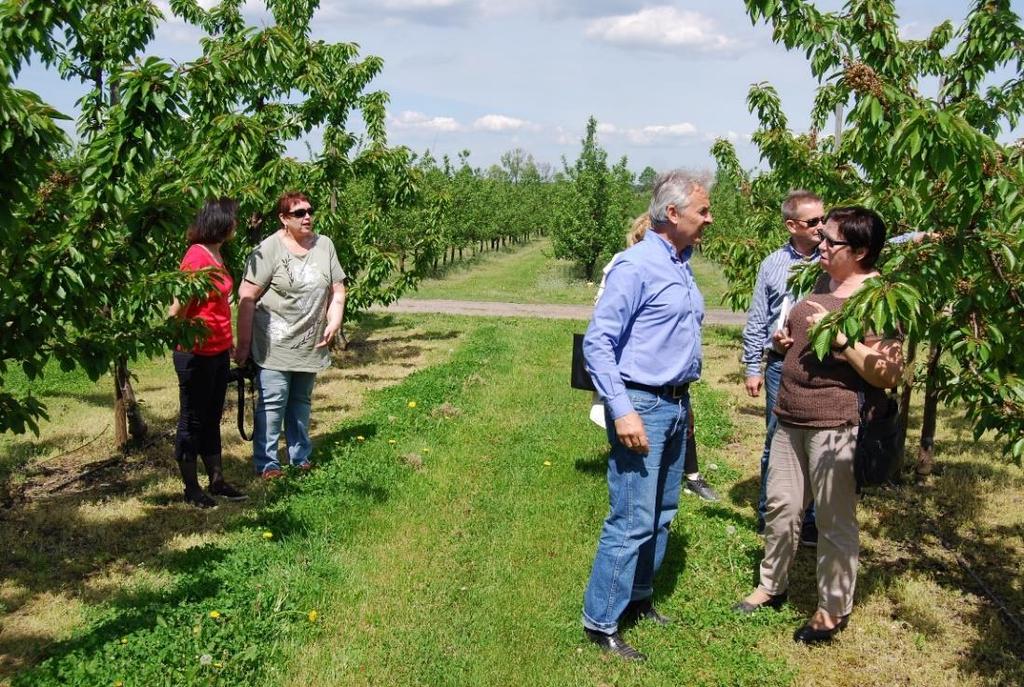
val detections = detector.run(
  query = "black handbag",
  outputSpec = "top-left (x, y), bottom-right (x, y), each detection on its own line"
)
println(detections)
top-left (571, 333), bottom-right (596, 391)
top-left (854, 386), bottom-right (902, 489)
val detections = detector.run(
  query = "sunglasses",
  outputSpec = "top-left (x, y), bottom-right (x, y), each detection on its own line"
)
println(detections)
top-left (795, 216), bottom-right (825, 228)
top-left (286, 207), bottom-right (314, 219)
top-left (815, 231), bottom-right (850, 248)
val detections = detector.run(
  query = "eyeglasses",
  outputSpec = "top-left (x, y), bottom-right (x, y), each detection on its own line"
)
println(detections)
top-left (815, 231), bottom-right (850, 248)
top-left (286, 207), bottom-right (314, 219)
top-left (794, 216), bottom-right (825, 228)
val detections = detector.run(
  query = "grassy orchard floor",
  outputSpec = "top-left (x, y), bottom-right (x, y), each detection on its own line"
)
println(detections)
top-left (408, 237), bottom-right (732, 308)
top-left (1, 315), bottom-right (1021, 686)
top-left (2, 240), bottom-right (1022, 685)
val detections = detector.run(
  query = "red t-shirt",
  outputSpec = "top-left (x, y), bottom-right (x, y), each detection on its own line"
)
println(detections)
top-left (179, 244), bottom-right (233, 355)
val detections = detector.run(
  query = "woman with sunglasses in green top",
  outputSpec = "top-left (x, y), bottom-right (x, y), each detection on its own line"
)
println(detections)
top-left (235, 192), bottom-right (347, 479)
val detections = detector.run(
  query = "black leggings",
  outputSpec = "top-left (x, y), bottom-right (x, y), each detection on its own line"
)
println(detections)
top-left (173, 350), bottom-right (229, 460)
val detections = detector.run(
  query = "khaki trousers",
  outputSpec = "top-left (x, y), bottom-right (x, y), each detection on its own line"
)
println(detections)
top-left (758, 423), bottom-right (859, 616)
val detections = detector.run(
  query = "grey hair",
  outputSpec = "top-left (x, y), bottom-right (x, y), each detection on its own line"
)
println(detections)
top-left (781, 189), bottom-right (822, 220)
top-left (648, 170), bottom-right (699, 224)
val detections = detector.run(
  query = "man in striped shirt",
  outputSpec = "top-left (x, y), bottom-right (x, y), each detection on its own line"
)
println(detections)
top-left (742, 190), bottom-right (823, 545)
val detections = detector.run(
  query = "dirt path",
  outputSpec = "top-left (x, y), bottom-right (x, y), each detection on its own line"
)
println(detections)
top-left (378, 298), bottom-right (747, 325)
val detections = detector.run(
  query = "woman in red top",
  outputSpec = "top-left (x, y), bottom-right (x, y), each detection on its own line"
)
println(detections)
top-left (169, 198), bottom-right (247, 508)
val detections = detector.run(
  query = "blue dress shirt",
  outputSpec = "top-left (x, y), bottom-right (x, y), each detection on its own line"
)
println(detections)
top-left (583, 230), bottom-right (704, 420)
top-left (741, 242), bottom-right (818, 377)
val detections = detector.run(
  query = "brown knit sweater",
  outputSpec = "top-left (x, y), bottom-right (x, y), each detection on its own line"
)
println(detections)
top-left (774, 284), bottom-right (885, 428)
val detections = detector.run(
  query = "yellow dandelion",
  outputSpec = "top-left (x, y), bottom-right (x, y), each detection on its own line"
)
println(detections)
top-left (214, 662), bottom-right (223, 669)
top-left (388, 439), bottom-right (397, 445)
top-left (356, 435), bottom-right (365, 442)
top-left (209, 610), bottom-right (221, 619)
top-left (114, 682), bottom-right (124, 687)
top-left (543, 460), bottom-right (552, 467)
top-left (262, 531), bottom-right (273, 540)
top-left (407, 401), bottom-right (417, 409)
top-left (307, 609), bottom-right (319, 623)
top-left (421, 448), bottom-right (430, 453)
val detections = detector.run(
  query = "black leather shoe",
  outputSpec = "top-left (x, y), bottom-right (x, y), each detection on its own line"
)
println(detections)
top-left (625, 598), bottom-right (672, 626)
top-left (583, 628), bottom-right (647, 661)
top-left (793, 614), bottom-right (849, 644)
top-left (731, 591), bottom-right (788, 615)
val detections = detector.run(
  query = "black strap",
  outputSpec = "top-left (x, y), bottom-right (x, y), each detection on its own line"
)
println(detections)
top-left (233, 371), bottom-right (255, 441)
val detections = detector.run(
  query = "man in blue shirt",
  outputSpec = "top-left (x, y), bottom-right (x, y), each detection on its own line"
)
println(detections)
top-left (581, 170), bottom-right (711, 661)
top-left (742, 190), bottom-right (823, 545)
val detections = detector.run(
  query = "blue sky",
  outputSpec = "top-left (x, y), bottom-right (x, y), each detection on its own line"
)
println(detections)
top-left (16, 1), bottom-right (1024, 175)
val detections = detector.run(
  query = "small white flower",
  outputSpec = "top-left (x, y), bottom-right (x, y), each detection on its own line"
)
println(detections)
top-left (199, 654), bottom-right (213, 666)
top-left (708, 463), bottom-right (719, 471)
top-left (726, 525), bottom-right (736, 535)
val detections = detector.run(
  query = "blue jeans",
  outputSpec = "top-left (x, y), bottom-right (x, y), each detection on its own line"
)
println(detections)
top-left (252, 368), bottom-right (317, 474)
top-left (582, 388), bottom-right (689, 634)
top-left (757, 355), bottom-right (815, 529)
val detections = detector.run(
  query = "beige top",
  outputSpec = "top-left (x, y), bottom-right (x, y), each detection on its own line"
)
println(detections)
top-left (244, 232), bottom-right (345, 372)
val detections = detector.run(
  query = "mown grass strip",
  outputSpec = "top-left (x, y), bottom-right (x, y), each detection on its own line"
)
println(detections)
top-left (283, 318), bottom-right (793, 687)
top-left (17, 317), bottom-right (794, 686)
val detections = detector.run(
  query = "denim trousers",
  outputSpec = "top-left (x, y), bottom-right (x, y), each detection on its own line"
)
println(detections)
top-left (252, 367), bottom-right (317, 474)
top-left (173, 350), bottom-right (229, 460)
top-left (582, 388), bottom-right (689, 634)
top-left (757, 356), bottom-right (815, 528)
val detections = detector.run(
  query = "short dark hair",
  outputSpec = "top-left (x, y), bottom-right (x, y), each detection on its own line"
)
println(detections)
top-left (781, 189), bottom-right (822, 220)
top-left (187, 197), bottom-right (238, 245)
top-left (275, 191), bottom-right (311, 217)
top-left (825, 206), bottom-right (887, 268)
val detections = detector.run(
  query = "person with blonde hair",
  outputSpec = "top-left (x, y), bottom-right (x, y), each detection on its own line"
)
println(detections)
top-left (591, 213), bottom-right (719, 502)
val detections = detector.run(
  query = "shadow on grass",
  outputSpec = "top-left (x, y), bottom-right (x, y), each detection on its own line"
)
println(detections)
top-left (573, 449), bottom-right (609, 478)
top-left (0, 315), bottom-right (461, 680)
top-left (856, 458), bottom-right (1024, 677)
top-left (0, 543), bottom-right (231, 676)
top-left (727, 475), bottom-right (761, 521)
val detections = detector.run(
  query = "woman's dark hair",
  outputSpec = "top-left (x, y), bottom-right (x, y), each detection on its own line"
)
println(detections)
top-left (275, 191), bottom-right (311, 217)
top-left (825, 206), bottom-right (887, 268)
top-left (187, 197), bottom-right (239, 245)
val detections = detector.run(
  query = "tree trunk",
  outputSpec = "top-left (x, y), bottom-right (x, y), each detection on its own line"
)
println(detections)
top-left (895, 338), bottom-right (918, 475)
top-left (113, 360), bottom-right (147, 452)
top-left (458, 247), bottom-right (463, 260)
top-left (399, 253), bottom-right (405, 273)
top-left (915, 343), bottom-right (942, 476)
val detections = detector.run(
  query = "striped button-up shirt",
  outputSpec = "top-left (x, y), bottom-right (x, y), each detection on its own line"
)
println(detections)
top-left (584, 230), bottom-right (704, 420)
top-left (741, 242), bottom-right (818, 377)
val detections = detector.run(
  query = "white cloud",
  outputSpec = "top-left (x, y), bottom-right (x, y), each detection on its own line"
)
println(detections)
top-left (472, 114), bottom-right (538, 132)
top-left (627, 122), bottom-right (697, 144)
top-left (585, 6), bottom-right (736, 54)
top-left (596, 122), bottom-right (618, 134)
top-left (388, 110), bottom-right (464, 132)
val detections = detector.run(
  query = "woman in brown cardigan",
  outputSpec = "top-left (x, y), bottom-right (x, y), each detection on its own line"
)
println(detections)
top-left (732, 206), bottom-right (904, 643)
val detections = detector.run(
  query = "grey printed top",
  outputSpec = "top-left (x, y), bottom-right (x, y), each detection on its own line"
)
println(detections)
top-left (244, 232), bottom-right (346, 373)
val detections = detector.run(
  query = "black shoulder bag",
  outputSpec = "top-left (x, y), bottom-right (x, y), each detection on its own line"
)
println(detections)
top-left (570, 333), bottom-right (596, 391)
top-left (854, 383), bottom-right (902, 490)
